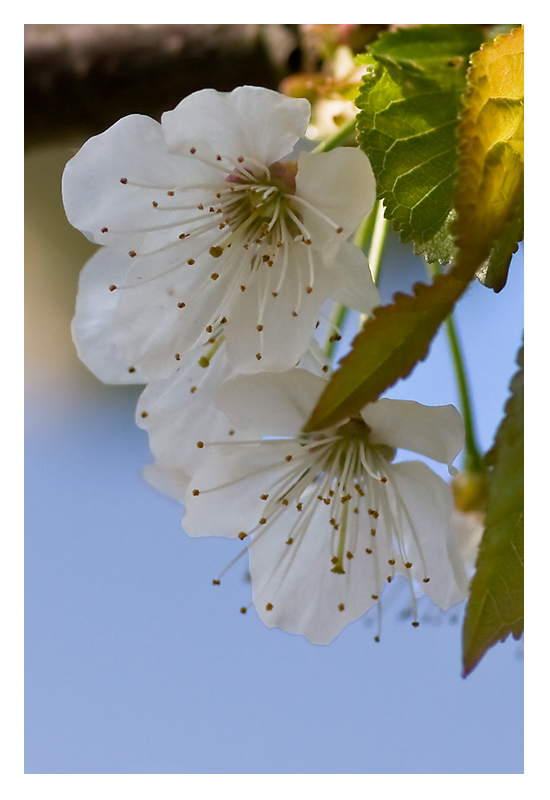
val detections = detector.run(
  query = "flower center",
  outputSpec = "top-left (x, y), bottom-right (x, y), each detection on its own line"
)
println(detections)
top-left (220, 159), bottom-right (301, 245)
top-left (334, 417), bottom-right (397, 464)
top-left (308, 417), bottom-right (396, 473)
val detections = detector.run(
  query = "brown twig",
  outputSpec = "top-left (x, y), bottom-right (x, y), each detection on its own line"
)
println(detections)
top-left (24, 24), bottom-right (300, 147)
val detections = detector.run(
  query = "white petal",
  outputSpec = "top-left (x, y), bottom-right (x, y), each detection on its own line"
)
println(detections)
top-left (450, 509), bottom-right (484, 587)
top-left (223, 244), bottom-right (341, 374)
top-left (294, 148), bottom-right (376, 247)
top-left (136, 348), bottom-right (235, 475)
top-left (161, 86), bottom-right (311, 165)
top-left (387, 461), bottom-right (468, 609)
top-left (249, 489), bottom-right (386, 644)
top-left (183, 442), bottom-right (295, 539)
top-left (113, 249), bottom-right (232, 380)
top-left (215, 369), bottom-right (327, 438)
top-left (142, 462), bottom-right (190, 504)
top-left (62, 114), bottom-right (204, 247)
top-left (71, 248), bottom-right (146, 384)
top-left (361, 399), bottom-right (464, 471)
top-left (329, 240), bottom-right (381, 315)
top-left (295, 339), bottom-right (331, 376)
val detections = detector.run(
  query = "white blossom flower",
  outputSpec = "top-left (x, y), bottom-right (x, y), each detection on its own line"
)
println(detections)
top-left (136, 336), bottom-right (330, 502)
top-left (63, 85), bottom-right (378, 379)
top-left (180, 368), bottom-right (467, 644)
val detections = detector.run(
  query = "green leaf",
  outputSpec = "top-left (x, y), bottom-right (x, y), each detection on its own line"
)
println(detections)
top-left (462, 344), bottom-right (524, 677)
top-left (356, 25), bottom-right (484, 261)
top-left (303, 270), bottom-right (468, 432)
top-left (453, 26), bottom-right (524, 286)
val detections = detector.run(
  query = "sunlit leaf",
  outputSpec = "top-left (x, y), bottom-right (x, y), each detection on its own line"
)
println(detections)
top-left (303, 271), bottom-right (467, 432)
top-left (475, 195), bottom-right (523, 292)
top-left (356, 24), bottom-right (484, 261)
top-left (453, 26), bottom-right (524, 287)
top-left (462, 344), bottom-right (524, 677)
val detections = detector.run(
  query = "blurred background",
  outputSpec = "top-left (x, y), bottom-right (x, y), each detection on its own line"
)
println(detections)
top-left (25, 25), bottom-right (523, 774)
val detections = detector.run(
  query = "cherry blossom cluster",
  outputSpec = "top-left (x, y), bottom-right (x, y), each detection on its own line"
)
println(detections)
top-left (63, 85), bottom-right (471, 644)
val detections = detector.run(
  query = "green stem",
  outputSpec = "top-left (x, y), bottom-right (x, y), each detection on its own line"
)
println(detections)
top-left (365, 201), bottom-right (388, 286)
top-left (353, 205), bottom-right (377, 255)
top-left (427, 264), bottom-right (484, 473)
top-left (356, 201), bottom-right (389, 330)
top-left (312, 117), bottom-right (357, 153)
top-left (444, 314), bottom-right (484, 474)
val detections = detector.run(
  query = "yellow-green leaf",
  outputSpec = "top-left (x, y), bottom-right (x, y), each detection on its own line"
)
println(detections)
top-left (453, 26), bottom-right (524, 284)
